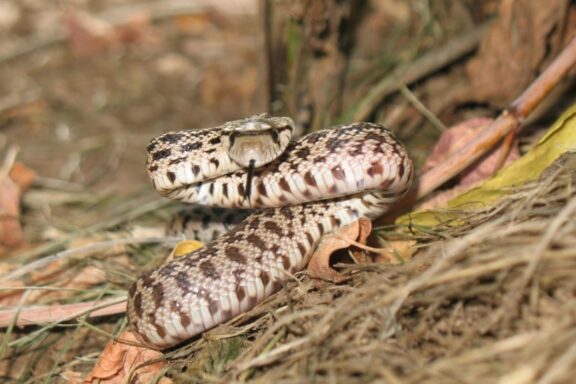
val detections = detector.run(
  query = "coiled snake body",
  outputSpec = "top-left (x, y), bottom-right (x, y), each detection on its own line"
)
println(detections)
top-left (127, 116), bottom-right (413, 349)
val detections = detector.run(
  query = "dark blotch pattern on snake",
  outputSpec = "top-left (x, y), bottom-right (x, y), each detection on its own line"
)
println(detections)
top-left (127, 117), bottom-right (413, 349)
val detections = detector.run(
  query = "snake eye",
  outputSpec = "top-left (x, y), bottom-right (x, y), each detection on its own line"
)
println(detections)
top-left (228, 132), bottom-right (236, 146)
top-left (270, 129), bottom-right (280, 144)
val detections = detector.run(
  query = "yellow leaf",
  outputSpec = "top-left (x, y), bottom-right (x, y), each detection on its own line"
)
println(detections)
top-left (399, 104), bottom-right (576, 228)
top-left (173, 240), bottom-right (204, 257)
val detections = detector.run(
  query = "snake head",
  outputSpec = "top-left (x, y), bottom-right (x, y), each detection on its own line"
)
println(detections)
top-left (221, 114), bottom-right (294, 168)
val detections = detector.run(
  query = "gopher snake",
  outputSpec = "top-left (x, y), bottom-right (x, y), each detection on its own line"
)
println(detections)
top-left (127, 115), bottom-right (413, 349)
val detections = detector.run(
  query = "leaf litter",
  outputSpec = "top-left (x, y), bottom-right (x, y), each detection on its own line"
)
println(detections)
top-left (0, 1), bottom-right (575, 383)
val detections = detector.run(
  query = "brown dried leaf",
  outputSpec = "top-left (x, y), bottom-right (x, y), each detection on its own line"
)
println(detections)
top-left (114, 13), bottom-right (159, 46)
top-left (465, 0), bottom-right (569, 107)
top-left (84, 331), bottom-right (171, 384)
top-left (173, 12), bottom-right (219, 34)
top-left (64, 10), bottom-right (115, 57)
top-left (307, 217), bottom-right (373, 282)
top-left (0, 162), bottom-right (37, 251)
top-left (0, 299), bottom-right (126, 328)
top-left (0, 263), bottom-right (108, 306)
top-left (64, 10), bottom-right (158, 58)
top-left (0, 176), bottom-right (22, 248)
top-left (420, 118), bottom-right (520, 210)
top-left (9, 162), bottom-right (36, 190)
top-left (0, 234), bottom-right (130, 305)
top-left (308, 218), bottom-right (413, 283)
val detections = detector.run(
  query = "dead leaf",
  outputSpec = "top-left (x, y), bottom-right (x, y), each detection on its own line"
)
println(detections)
top-left (115, 13), bottom-right (159, 46)
top-left (0, 262), bottom-right (111, 306)
top-left (64, 10), bottom-right (114, 57)
top-left (0, 176), bottom-right (22, 248)
top-left (8, 162), bottom-right (36, 189)
top-left (173, 12), bottom-right (220, 34)
top-left (64, 9), bottom-right (158, 58)
top-left (0, 234), bottom-right (131, 305)
top-left (308, 218), bottom-right (370, 283)
top-left (348, 217), bottom-right (373, 265)
top-left (420, 117), bottom-right (520, 210)
top-left (307, 217), bottom-right (405, 283)
top-left (0, 162), bottom-right (37, 251)
top-left (400, 104), bottom-right (576, 229)
top-left (171, 239), bottom-right (204, 259)
top-left (84, 331), bottom-right (171, 384)
top-left (0, 298), bottom-right (126, 328)
top-left (465, 0), bottom-right (570, 107)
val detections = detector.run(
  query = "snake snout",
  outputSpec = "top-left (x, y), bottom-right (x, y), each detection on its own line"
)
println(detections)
top-left (224, 135), bottom-right (284, 168)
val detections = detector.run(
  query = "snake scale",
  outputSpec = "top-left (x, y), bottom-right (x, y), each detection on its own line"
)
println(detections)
top-left (127, 116), bottom-right (413, 349)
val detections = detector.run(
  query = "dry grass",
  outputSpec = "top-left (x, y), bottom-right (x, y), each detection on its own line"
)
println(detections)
top-left (160, 152), bottom-right (576, 383)
top-left (1, 1), bottom-right (575, 383)
top-left (3, 127), bottom-right (574, 384)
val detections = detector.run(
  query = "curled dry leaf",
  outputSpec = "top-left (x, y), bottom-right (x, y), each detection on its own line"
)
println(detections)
top-left (419, 117), bottom-right (520, 210)
top-left (0, 162), bottom-right (37, 252)
top-left (83, 331), bottom-right (171, 384)
top-left (307, 217), bottom-right (412, 282)
top-left (307, 218), bottom-right (372, 283)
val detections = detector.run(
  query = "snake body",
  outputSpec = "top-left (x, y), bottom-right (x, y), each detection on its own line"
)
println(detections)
top-left (127, 117), bottom-right (413, 349)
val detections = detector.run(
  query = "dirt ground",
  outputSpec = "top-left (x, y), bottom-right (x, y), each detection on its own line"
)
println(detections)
top-left (1, 0), bottom-right (576, 383)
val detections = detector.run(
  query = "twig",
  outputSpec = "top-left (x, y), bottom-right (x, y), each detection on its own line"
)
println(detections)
top-left (417, 35), bottom-right (576, 198)
top-left (353, 23), bottom-right (489, 121)
top-left (398, 84), bottom-right (447, 132)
